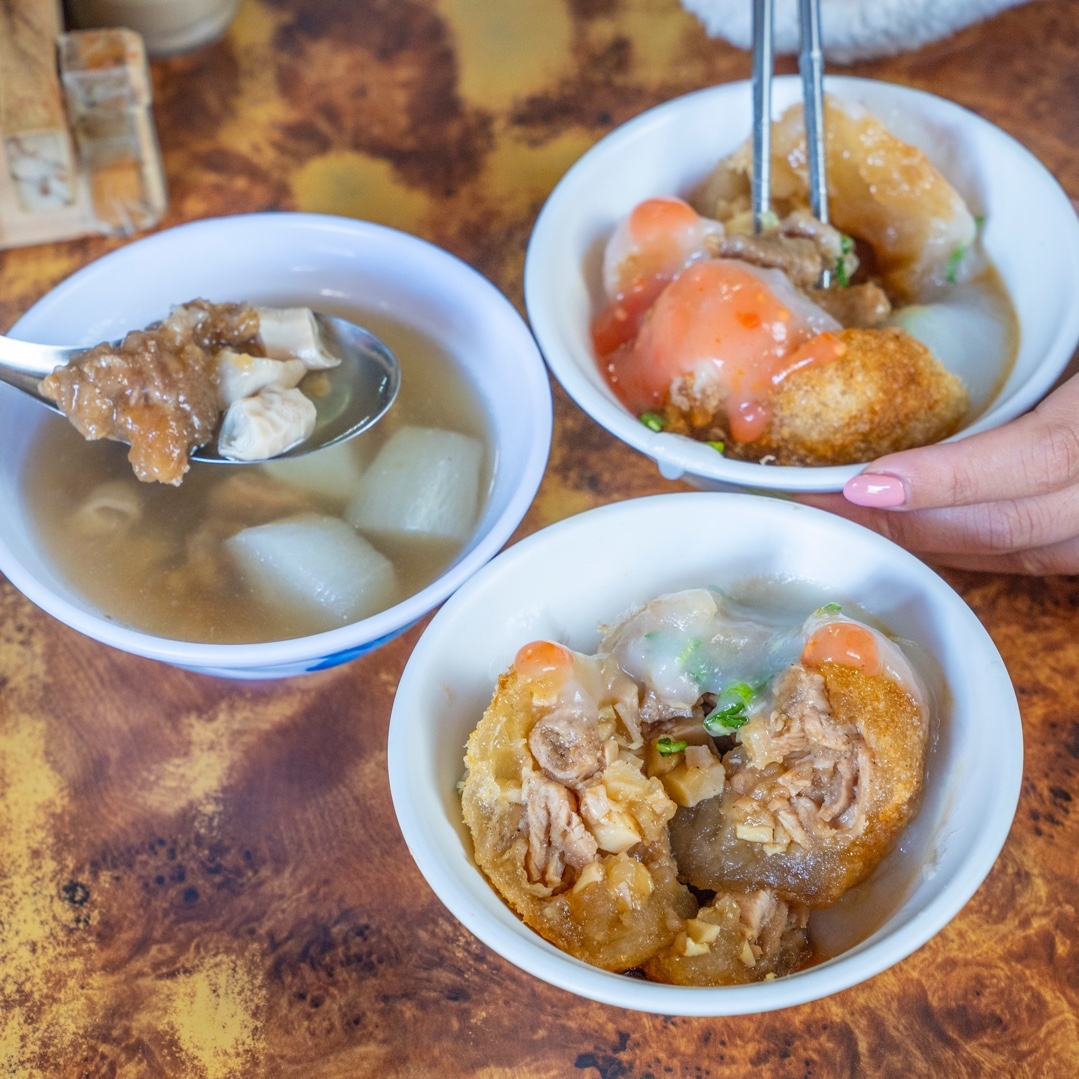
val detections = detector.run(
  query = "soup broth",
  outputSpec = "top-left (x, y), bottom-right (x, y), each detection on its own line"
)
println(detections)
top-left (24, 309), bottom-right (494, 644)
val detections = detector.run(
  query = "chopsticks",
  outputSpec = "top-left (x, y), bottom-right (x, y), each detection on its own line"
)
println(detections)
top-left (752, 0), bottom-right (832, 285)
top-left (751, 0), bottom-right (774, 236)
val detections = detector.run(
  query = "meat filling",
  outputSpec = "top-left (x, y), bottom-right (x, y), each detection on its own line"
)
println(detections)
top-left (728, 665), bottom-right (871, 850)
top-left (522, 769), bottom-right (599, 890)
top-left (529, 708), bottom-right (606, 787)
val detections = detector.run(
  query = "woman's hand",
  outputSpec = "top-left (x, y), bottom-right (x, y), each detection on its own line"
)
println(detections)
top-left (801, 372), bottom-right (1079, 574)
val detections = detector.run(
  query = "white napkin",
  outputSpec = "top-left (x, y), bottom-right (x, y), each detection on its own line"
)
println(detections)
top-left (681, 0), bottom-right (1038, 63)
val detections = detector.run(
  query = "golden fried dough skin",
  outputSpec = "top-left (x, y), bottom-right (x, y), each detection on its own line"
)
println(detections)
top-left (676, 326), bottom-right (965, 466)
top-left (664, 327), bottom-right (966, 466)
top-left (669, 663), bottom-right (928, 908)
top-left (462, 670), bottom-right (695, 972)
top-left (763, 327), bottom-right (966, 466)
top-left (693, 98), bottom-right (977, 301)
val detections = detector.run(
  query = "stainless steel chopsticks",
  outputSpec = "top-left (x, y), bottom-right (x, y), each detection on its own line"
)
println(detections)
top-left (752, 0), bottom-right (832, 285)
top-left (751, 0), bottom-right (774, 235)
top-left (799, 0), bottom-right (831, 285)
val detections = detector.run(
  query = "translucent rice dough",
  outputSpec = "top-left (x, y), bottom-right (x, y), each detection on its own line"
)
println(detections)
top-left (225, 512), bottom-right (396, 625)
top-left (346, 425), bottom-right (483, 543)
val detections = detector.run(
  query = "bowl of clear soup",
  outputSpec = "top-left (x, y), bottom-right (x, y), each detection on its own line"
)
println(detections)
top-left (0, 213), bottom-right (552, 678)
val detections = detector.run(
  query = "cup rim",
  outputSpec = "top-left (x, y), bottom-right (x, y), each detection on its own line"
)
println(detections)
top-left (524, 76), bottom-right (1079, 494)
top-left (388, 492), bottom-right (1023, 1014)
top-left (0, 212), bottom-right (553, 669)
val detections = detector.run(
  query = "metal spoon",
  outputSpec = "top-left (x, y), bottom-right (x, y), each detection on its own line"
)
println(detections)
top-left (0, 313), bottom-right (400, 463)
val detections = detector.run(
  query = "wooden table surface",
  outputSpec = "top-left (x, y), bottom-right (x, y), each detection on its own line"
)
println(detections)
top-left (2, 1), bottom-right (1078, 1075)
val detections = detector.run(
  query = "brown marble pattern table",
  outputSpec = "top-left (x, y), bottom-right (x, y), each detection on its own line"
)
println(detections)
top-left (1, 1), bottom-right (1078, 1075)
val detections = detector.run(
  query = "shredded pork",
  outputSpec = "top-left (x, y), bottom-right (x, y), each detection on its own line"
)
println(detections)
top-left (732, 889), bottom-right (810, 965)
top-left (521, 769), bottom-right (598, 890)
top-left (728, 665), bottom-right (872, 851)
top-left (529, 708), bottom-right (606, 787)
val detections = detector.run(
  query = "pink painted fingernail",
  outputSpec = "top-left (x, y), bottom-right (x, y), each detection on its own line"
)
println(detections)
top-left (844, 473), bottom-right (909, 508)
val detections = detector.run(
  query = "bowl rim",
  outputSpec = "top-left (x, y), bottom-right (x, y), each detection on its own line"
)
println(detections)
top-left (524, 75), bottom-right (1079, 494)
top-left (388, 491), bottom-right (1023, 1014)
top-left (0, 211), bottom-right (553, 670)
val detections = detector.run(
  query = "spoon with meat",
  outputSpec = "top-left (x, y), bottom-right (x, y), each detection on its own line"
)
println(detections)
top-left (0, 300), bottom-right (400, 485)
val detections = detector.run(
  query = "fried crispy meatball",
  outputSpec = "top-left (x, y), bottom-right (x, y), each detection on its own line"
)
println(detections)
top-left (674, 326), bottom-right (965, 467)
top-left (462, 667), bottom-right (695, 972)
top-left (761, 326), bottom-right (966, 465)
top-left (669, 662), bottom-right (928, 908)
top-left (644, 889), bottom-right (810, 987)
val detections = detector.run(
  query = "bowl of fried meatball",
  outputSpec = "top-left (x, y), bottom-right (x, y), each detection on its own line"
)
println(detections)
top-left (388, 493), bottom-right (1022, 1014)
top-left (524, 77), bottom-right (1079, 492)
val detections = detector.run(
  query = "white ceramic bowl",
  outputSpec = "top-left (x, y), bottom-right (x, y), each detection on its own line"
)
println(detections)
top-left (525, 76), bottom-right (1079, 493)
top-left (388, 492), bottom-right (1022, 1014)
top-left (0, 213), bottom-right (552, 678)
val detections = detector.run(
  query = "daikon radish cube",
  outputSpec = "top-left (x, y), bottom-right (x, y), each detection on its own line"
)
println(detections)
top-left (226, 513), bottom-right (396, 624)
top-left (260, 438), bottom-right (367, 503)
top-left (887, 284), bottom-right (1009, 416)
top-left (218, 387), bottom-right (316, 461)
top-left (255, 307), bottom-right (340, 369)
top-left (346, 425), bottom-right (482, 542)
top-left (216, 349), bottom-right (305, 407)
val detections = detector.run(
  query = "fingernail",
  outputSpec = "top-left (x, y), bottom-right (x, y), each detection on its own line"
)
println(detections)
top-left (844, 473), bottom-right (909, 508)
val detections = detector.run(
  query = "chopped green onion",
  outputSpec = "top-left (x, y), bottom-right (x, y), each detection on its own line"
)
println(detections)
top-left (640, 411), bottom-right (666, 432)
top-left (702, 681), bottom-right (758, 734)
top-left (706, 440), bottom-right (726, 454)
top-left (657, 736), bottom-right (688, 756)
top-left (821, 602), bottom-right (842, 614)
top-left (726, 681), bottom-right (755, 705)
top-left (834, 234), bottom-right (855, 288)
top-left (704, 702), bottom-right (749, 733)
top-left (677, 637), bottom-right (703, 669)
top-left (974, 214), bottom-right (985, 228)
top-left (945, 244), bottom-right (968, 285)
top-left (757, 210), bottom-right (780, 232)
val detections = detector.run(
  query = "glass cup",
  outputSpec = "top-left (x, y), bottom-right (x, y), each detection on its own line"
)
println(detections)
top-left (67, 0), bottom-right (241, 57)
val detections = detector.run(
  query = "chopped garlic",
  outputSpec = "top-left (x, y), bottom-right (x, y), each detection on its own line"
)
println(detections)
top-left (686, 919), bottom-right (722, 946)
top-left (580, 787), bottom-right (641, 853)
top-left (736, 823), bottom-right (774, 844)
top-left (682, 935), bottom-right (711, 958)
top-left (572, 861), bottom-right (604, 894)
